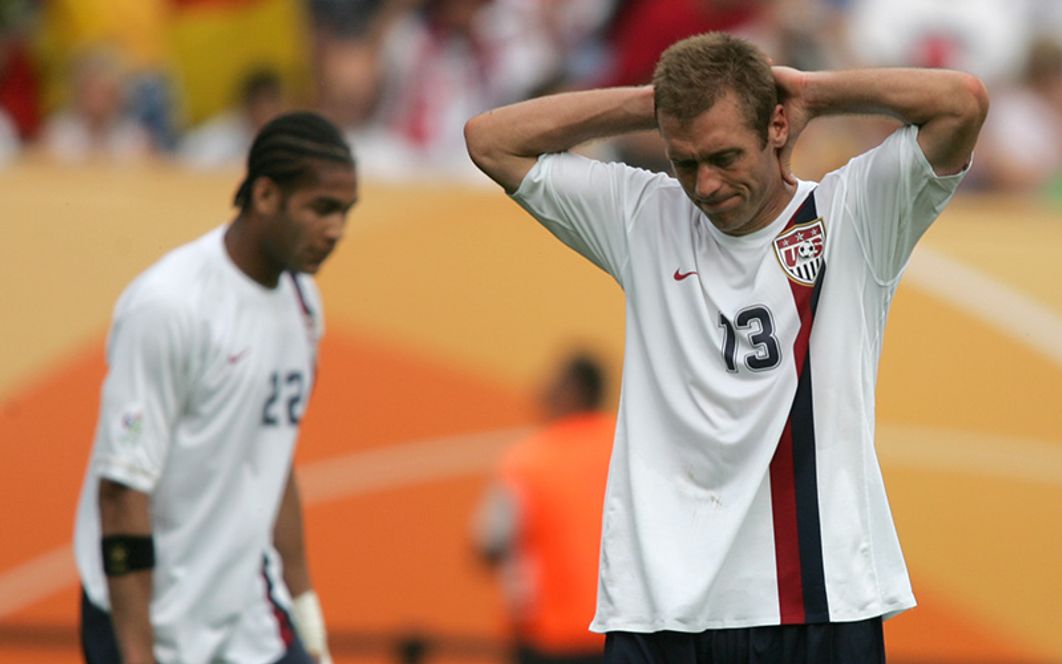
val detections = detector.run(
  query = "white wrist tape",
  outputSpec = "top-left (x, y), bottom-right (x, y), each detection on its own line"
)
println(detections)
top-left (291, 590), bottom-right (332, 664)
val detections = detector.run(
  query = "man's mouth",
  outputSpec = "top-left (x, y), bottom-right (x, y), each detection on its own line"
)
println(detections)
top-left (702, 193), bottom-right (737, 210)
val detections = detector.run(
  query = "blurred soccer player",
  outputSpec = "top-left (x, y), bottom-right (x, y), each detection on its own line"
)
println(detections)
top-left (73, 111), bottom-right (357, 664)
top-left (466, 32), bottom-right (987, 663)
top-left (475, 353), bottom-right (614, 664)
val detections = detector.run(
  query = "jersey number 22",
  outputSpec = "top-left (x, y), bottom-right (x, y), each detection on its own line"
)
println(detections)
top-left (262, 370), bottom-right (306, 426)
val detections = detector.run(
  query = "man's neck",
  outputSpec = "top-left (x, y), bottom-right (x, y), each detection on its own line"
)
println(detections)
top-left (739, 178), bottom-right (798, 236)
top-left (224, 218), bottom-right (281, 288)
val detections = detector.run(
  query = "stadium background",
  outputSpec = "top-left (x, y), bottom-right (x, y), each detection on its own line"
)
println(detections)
top-left (1, 0), bottom-right (1061, 662)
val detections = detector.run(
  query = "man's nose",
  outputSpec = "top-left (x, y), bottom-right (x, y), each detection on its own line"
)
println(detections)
top-left (695, 164), bottom-right (723, 199)
top-left (323, 215), bottom-right (346, 242)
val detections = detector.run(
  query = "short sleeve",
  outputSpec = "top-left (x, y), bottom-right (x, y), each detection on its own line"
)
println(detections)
top-left (834, 125), bottom-right (969, 283)
top-left (91, 296), bottom-right (192, 493)
top-left (510, 152), bottom-right (665, 287)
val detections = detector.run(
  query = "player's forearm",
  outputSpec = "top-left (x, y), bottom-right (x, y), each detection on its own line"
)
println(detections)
top-left (273, 470), bottom-right (312, 596)
top-left (799, 68), bottom-right (982, 125)
top-left (465, 86), bottom-right (656, 192)
top-left (98, 480), bottom-right (155, 664)
top-left (274, 471), bottom-right (333, 662)
top-left (801, 68), bottom-right (988, 173)
top-left (106, 571), bottom-right (155, 664)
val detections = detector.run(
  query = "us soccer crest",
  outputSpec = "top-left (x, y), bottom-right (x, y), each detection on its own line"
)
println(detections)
top-left (773, 218), bottom-right (826, 286)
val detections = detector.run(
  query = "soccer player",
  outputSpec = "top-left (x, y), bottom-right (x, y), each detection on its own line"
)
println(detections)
top-left (73, 111), bottom-right (357, 664)
top-left (465, 32), bottom-right (987, 663)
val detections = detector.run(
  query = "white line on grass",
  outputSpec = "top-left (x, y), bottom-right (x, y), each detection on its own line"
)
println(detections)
top-left (878, 425), bottom-right (1062, 486)
top-left (296, 426), bottom-right (532, 504)
top-left (905, 247), bottom-right (1062, 368)
top-left (0, 427), bottom-right (530, 619)
top-left (3, 423), bottom-right (1057, 619)
top-left (0, 546), bottom-right (75, 618)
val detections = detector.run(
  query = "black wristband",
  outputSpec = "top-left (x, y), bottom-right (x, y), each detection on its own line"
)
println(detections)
top-left (101, 535), bottom-right (155, 577)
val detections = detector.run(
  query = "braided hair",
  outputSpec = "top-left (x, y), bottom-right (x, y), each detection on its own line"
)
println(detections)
top-left (233, 111), bottom-right (354, 211)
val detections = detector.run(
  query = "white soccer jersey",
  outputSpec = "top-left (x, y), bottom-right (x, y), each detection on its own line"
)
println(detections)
top-left (511, 126), bottom-right (966, 631)
top-left (74, 225), bottom-right (323, 663)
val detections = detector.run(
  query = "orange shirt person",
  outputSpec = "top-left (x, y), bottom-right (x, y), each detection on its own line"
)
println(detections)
top-left (475, 354), bottom-right (614, 664)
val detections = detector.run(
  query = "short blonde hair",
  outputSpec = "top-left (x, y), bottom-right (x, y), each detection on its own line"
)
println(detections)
top-left (653, 32), bottom-right (777, 144)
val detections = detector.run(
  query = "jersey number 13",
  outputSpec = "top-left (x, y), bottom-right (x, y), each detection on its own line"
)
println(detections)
top-left (718, 306), bottom-right (781, 373)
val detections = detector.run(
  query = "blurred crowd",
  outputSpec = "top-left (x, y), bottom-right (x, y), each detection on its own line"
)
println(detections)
top-left (2, 0), bottom-right (1061, 197)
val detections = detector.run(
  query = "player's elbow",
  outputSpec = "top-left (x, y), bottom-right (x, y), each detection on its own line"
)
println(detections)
top-left (920, 71), bottom-right (991, 175)
top-left (952, 71), bottom-right (990, 131)
top-left (464, 113), bottom-right (496, 174)
top-left (464, 112), bottom-right (528, 193)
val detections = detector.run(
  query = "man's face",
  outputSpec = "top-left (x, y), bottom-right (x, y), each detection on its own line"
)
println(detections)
top-left (659, 92), bottom-right (787, 236)
top-left (264, 161), bottom-right (359, 275)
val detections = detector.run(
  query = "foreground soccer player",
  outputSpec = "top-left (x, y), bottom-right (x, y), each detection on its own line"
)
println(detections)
top-left (74, 111), bottom-right (357, 664)
top-left (465, 33), bottom-right (987, 663)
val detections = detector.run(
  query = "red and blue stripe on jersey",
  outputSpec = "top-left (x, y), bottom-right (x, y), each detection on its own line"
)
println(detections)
top-left (261, 556), bottom-right (297, 647)
top-left (769, 191), bottom-right (830, 624)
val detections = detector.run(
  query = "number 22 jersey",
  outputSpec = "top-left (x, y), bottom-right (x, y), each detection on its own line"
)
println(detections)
top-left (73, 225), bottom-right (322, 662)
top-left (510, 126), bottom-right (967, 631)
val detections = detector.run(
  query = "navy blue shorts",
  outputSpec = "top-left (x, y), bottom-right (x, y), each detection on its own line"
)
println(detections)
top-left (603, 617), bottom-right (885, 664)
top-left (79, 587), bottom-right (313, 664)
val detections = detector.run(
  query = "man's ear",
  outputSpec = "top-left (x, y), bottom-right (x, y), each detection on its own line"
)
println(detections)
top-left (250, 176), bottom-right (281, 216)
top-left (768, 104), bottom-right (788, 149)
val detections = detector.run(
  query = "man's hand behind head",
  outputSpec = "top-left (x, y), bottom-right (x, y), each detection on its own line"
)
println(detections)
top-left (773, 66), bottom-right (811, 185)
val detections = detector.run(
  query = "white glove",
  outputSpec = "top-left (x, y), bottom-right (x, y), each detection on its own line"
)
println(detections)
top-left (291, 590), bottom-right (333, 664)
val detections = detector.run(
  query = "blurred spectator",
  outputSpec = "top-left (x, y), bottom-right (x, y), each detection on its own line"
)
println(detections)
top-left (39, 47), bottom-right (152, 163)
top-left (345, 0), bottom-right (557, 181)
top-left (128, 67), bottom-right (177, 153)
top-left (473, 352), bottom-right (615, 664)
top-left (846, 0), bottom-right (1029, 86)
top-left (0, 103), bottom-right (17, 166)
top-left (975, 36), bottom-right (1062, 195)
top-left (598, 0), bottom-right (768, 89)
top-left (316, 34), bottom-right (384, 143)
top-left (308, 0), bottom-right (392, 41)
top-left (36, 0), bottom-right (176, 153)
top-left (0, 0), bottom-right (41, 144)
top-left (768, 0), bottom-right (857, 72)
top-left (475, 0), bottom-right (618, 96)
top-left (596, 0), bottom-right (771, 172)
top-left (179, 66), bottom-right (287, 169)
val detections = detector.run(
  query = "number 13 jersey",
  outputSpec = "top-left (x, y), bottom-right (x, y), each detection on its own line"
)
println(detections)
top-left (510, 126), bottom-right (967, 631)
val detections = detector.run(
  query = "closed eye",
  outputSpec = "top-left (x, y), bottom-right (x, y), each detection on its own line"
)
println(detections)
top-left (311, 197), bottom-right (357, 216)
top-left (710, 150), bottom-right (741, 168)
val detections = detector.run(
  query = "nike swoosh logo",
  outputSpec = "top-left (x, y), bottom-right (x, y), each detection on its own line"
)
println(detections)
top-left (228, 349), bottom-right (249, 364)
top-left (673, 269), bottom-right (699, 281)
